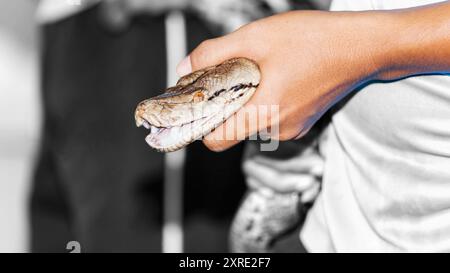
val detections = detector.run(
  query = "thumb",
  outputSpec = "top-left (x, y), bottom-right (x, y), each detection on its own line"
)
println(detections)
top-left (176, 35), bottom-right (240, 76)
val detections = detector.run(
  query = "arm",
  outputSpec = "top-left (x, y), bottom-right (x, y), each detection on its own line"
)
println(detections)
top-left (379, 2), bottom-right (450, 79)
top-left (176, 1), bottom-right (450, 152)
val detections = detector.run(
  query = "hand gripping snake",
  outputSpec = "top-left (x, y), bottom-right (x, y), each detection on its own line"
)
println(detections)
top-left (134, 58), bottom-right (303, 252)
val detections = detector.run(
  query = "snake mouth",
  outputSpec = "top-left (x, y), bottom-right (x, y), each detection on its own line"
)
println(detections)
top-left (137, 93), bottom-right (251, 152)
top-left (139, 114), bottom-right (218, 152)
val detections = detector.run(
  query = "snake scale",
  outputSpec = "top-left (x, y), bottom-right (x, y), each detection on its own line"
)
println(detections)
top-left (134, 58), bottom-right (302, 252)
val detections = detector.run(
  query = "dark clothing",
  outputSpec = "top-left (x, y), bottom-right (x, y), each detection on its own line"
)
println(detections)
top-left (31, 5), bottom-right (245, 253)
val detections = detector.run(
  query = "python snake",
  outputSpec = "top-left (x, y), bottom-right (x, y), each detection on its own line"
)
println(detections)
top-left (134, 58), bottom-right (302, 252)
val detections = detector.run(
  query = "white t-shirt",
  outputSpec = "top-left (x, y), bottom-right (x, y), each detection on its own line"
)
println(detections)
top-left (301, 0), bottom-right (450, 252)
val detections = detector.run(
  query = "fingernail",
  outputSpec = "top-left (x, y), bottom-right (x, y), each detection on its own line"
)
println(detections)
top-left (176, 56), bottom-right (192, 77)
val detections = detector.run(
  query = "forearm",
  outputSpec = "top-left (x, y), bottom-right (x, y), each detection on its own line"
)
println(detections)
top-left (378, 1), bottom-right (450, 80)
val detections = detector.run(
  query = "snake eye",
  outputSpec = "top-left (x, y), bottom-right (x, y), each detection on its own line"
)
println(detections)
top-left (192, 91), bottom-right (204, 103)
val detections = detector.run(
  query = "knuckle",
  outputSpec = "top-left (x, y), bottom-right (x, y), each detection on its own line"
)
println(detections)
top-left (244, 21), bottom-right (261, 36)
top-left (197, 39), bottom-right (211, 52)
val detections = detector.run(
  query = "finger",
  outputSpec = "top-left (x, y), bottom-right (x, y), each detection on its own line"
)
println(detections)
top-left (181, 30), bottom-right (265, 151)
top-left (177, 34), bottom-right (241, 77)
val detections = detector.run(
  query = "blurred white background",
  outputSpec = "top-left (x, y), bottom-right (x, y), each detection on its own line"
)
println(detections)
top-left (0, 0), bottom-right (40, 252)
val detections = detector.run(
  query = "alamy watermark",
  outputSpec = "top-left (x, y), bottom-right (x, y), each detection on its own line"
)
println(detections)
top-left (204, 104), bottom-right (280, 152)
top-left (154, 103), bottom-right (281, 151)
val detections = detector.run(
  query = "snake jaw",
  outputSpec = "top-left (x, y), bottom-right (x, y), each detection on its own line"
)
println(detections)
top-left (144, 114), bottom-right (216, 152)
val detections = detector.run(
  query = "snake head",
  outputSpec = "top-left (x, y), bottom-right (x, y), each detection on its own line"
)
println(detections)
top-left (134, 57), bottom-right (260, 152)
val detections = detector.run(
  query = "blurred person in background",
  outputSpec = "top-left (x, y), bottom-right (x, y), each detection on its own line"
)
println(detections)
top-left (31, 0), bottom-right (322, 253)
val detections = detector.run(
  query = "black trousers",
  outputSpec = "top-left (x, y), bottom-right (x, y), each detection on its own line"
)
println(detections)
top-left (30, 5), bottom-right (246, 253)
